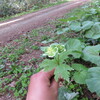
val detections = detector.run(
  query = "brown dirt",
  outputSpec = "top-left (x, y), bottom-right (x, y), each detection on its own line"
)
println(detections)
top-left (0, 95), bottom-right (16, 100)
top-left (0, 0), bottom-right (90, 45)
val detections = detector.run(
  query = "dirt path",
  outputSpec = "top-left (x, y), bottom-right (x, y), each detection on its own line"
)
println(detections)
top-left (0, 0), bottom-right (89, 44)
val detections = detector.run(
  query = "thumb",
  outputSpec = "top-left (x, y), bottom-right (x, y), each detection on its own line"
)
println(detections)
top-left (51, 79), bottom-right (59, 90)
top-left (46, 69), bottom-right (55, 79)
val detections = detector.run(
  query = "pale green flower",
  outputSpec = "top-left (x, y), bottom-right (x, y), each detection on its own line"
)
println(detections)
top-left (56, 44), bottom-right (66, 53)
top-left (44, 46), bottom-right (58, 57)
top-left (51, 43), bottom-right (66, 53)
top-left (42, 43), bottom-right (66, 57)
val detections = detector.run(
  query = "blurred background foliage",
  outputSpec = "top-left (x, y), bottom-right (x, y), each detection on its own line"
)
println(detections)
top-left (0, 0), bottom-right (63, 17)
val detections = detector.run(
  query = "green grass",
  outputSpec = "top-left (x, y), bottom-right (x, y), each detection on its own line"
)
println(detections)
top-left (0, 0), bottom-right (69, 22)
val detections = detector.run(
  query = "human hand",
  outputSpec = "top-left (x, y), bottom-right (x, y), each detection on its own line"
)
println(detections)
top-left (26, 69), bottom-right (59, 100)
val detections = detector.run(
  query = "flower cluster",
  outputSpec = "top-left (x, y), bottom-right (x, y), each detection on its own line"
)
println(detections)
top-left (43, 43), bottom-right (66, 57)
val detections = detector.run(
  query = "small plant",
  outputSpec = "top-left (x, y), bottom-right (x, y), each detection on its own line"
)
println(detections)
top-left (41, 35), bottom-right (50, 41)
top-left (31, 45), bottom-right (39, 50)
top-left (8, 54), bottom-right (19, 62)
top-left (40, 39), bottom-right (88, 83)
top-left (40, 43), bottom-right (73, 81)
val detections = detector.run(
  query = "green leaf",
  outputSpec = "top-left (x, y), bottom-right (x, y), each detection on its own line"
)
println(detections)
top-left (90, 8), bottom-right (97, 14)
top-left (56, 28), bottom-right (69, 35)
top-left (63, 28), bottom-right (70, 32)
top-left (58, 87), bottom-right (68, 100)
top-left (40, 47), bottom-right (47, 52)
top-left (83, 44), bottom-right (100, 66)
top-left (85, 29), bottom-right (94, 38)
top-left (64, 92), bottom-right (78, 100)
top-left (85, 22), bottom-right (100, 39)
top-left (72, 64), bottom-right (88, 84)
top-left (58, 87), bottom-right (78, 100)
top-left (72, 64), bottom-right (88, 71)
top-left (14, 91), bottom-right (19, 97)
top-left (69, 21), bottom-right (82, 32)
top-left (56, 30), bottom-right (64, 35)
top-left (41, 39), bottom-right (53, 44)
top-left (65, 39), bottom-right (83, 51)
top-left (65, 39), bottom-right (83, 58)
top-left (56, 51), bottom-right (69, 64)
top-left (86, 67), bottom-right (100, 96)
top-left (39, 59), bottom-right (57, 71)
top-left (69, 51), bottom-right (82, 58)
top-left (82, 21), bottom-right (94, 31)
top-left (54, 64), bottom-right (73, 82)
